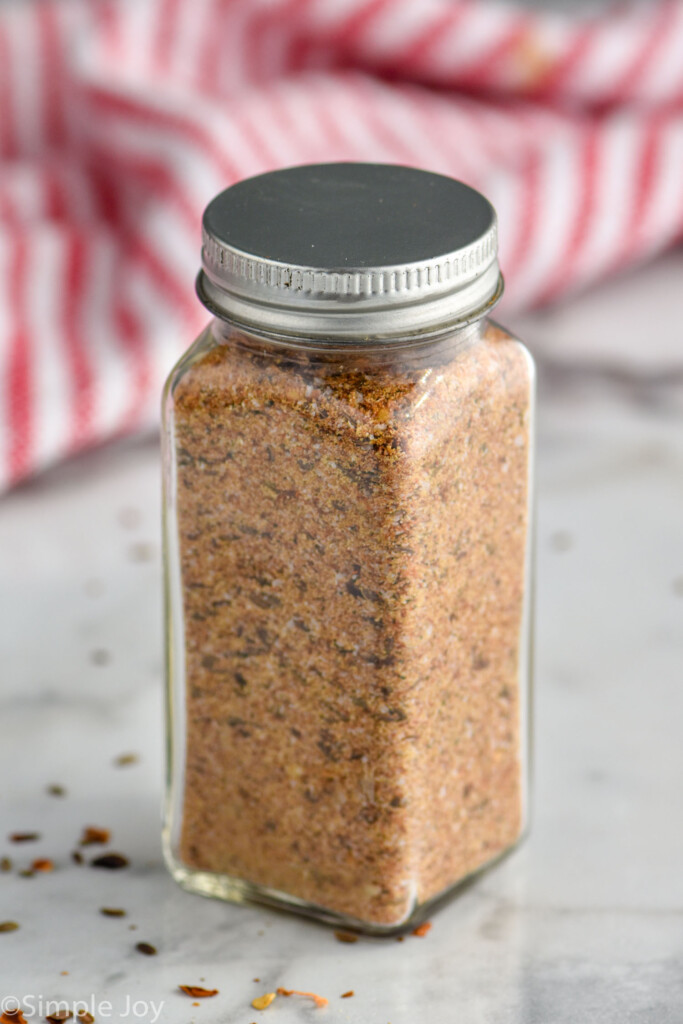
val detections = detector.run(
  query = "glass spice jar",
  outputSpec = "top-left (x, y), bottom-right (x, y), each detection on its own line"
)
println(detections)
top-left (162, 163), bottom-right (535, 933)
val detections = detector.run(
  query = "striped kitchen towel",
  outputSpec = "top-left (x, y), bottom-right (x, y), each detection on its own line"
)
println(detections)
top-left (1, 0), bottom-right (683, 489)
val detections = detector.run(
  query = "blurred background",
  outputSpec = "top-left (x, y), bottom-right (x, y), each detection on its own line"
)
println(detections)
top-left (1, 0), bottom-right (682, 1021)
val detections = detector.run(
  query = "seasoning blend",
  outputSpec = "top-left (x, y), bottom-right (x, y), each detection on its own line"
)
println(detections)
top-left (162, 164), bottom-right (535, 933)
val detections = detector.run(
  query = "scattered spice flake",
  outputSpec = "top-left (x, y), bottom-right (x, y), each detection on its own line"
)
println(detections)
top-left (77, 1013), bottom-right (94, 1024)
top-left (341, 991), bottom-right (354, 999)
top-left (90, 853), bottom-right (129, 870)
top-left (19, 870), bottom-right (35, 878)
top-left (136, 941), bottom-right (157, 956)
top-left (128, 925), bottom-right (137, 931)
top-left (253, 978), bottom-right (260, 983)
top-left (47, 784), bottom-right (66, 797)
top-left (80, 826), bottom-right (111, 846)
top-left (251, 993), bottom-right (276, 1011)
top-left (412, 922), bottom-right (432, 937)
top-left (1, 857), bottom-right (12, 871)
top-left (395, 936), bottom-right (404, 942)
top-left (46, 1012), bottom-right (73, 1022)
top-left (32, 858), bottom-right (54, 872)
top-left (114, 753), bottom-right (139, 768)
top-left (100, 907), bottom-right (126, 917)
top-left (71, 851), bottom-right (84, 865)
top-left (9, 832), bottom-right (40, 843)
top-left (178, 987), bottom-right (219, 999)
top-left (0, 921), bottom-right (20, 932)
top-left (276, 988), bottom-right (328, 1009)
top-left (1, 1009), bottom-right (27, 1024)
top-left (334, 930), bottom-right (358, 944)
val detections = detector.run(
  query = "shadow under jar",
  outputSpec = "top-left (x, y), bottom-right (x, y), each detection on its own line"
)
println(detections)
top-left (162, 163), bottom-right (535, 934)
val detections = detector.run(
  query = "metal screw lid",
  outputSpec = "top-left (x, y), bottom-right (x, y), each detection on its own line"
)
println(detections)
top-left (197, 163), bottom-right (502, 341)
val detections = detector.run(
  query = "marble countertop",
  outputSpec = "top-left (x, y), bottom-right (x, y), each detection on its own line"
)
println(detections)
top-left (2, 254), bottom-right (683, 1023)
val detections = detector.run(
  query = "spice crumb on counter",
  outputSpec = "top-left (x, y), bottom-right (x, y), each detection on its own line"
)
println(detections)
top-left (9, 832), bottom-right (40, 843)
top-left (31, 858), bottom-right (54, 872)
top-left (251, 993), bottom-right (276, 1011)
top-left (276, 988), bottom-right (328, 1008)
top-left (1, 1009), bottom-right (28, 1024)
top-left (178, 986), bottom-right (219, 998)
top-left (412, 922), bottom-right (432, 937)
top-left (80, 826), bottom-right (111, 846)
top-left (90, 853), bottom-right (129, 869)
top-left (135, 941), bottom-right (157, 955)
top-left (113, 753), bottom-right (139, 767)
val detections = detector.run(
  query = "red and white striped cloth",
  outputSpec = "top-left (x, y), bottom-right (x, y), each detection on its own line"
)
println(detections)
top-left (1, 0), bottom-right (683, 489)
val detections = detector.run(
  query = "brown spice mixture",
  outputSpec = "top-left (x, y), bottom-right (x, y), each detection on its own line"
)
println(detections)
top-left (171, 322), bottom-right (532, 926)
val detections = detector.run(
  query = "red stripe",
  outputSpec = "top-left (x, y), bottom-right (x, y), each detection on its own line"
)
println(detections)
top-left (397, 87), bottom-right (482, 182)
top-left (83, 80), bottom-right (241, 185)
top-left (0, 27), bottom-right (15, 156)
top-left (596, 0), bottom-right (678, 107)
top-left (6, 235), bottom-right (32, 482)
top-left (112, 296), bottom-right (153, 434)
top-left (501, 151), bottom-right (542, 296)
top-left (616, 112), bottom-right (665, 267)
top-left (63, 234), bottom-right (95, 448)
top-left (128, 234), bottom-right (197, 331)
top-left (327, 0), bottom-right (397, 52)
top-left (532, 22), bottom-right (597, 99)
top-left (37, 0), bottom-right (65, 148)
top-left (456, 14), bottom-right (535, 91)
top-left (345, 78), bottom-right (420, 164)
top-left (226, 102), bottom-right (280, 169)
top-left (256, 0), bottom-right (318, 80)
top-left (88, 142), bottom-right (199, 231)
top-left (378, 2), bottom-right (473, 80)
top-left (533, 123), bottom-right (600, 306)
top-left (197, 0), bottom-right (233, 93)
top-left (44, 167), bottom-right (70, 221)
top-left (154, 0), bottom-right (183, 72)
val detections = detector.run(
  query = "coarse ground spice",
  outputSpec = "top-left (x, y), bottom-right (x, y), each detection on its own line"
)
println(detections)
top-left (169, 318), bottom-right (532, 928)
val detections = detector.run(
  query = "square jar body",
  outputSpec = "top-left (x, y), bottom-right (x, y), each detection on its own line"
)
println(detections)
top-left (161, 317), bottom-right (535, 933)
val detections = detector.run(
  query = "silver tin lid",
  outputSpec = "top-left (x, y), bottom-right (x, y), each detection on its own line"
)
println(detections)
top-left (197, 163), bottom-right (502, 341)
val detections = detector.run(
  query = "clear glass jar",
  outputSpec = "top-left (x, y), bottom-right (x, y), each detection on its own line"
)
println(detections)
top-left (162, 164), bottom-right (535, 933)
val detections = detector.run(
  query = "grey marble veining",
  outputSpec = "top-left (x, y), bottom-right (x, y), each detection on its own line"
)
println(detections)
top-left (1, 259), bottom-right (683, 1022)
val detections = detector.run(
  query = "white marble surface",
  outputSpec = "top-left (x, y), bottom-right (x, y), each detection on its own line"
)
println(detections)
top-left (2, 254), bottom-right (683, 1022)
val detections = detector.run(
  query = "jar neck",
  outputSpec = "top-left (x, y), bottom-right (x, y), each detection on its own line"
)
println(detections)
top-left (208, 315), bottom-right (487, 368)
